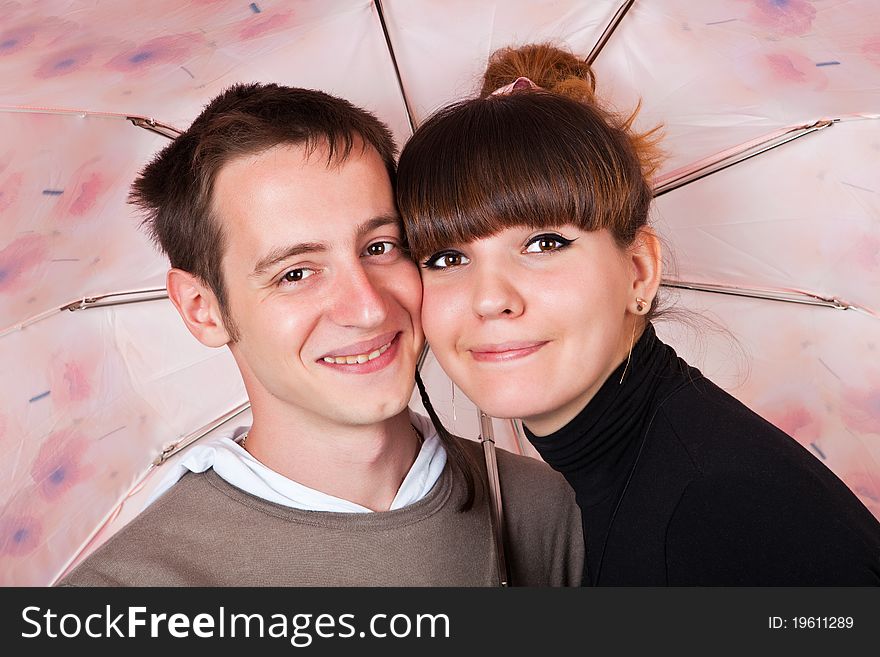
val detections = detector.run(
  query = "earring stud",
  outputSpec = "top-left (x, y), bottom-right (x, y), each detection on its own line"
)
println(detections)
top-left (636, 297), bottom-right (647, 313)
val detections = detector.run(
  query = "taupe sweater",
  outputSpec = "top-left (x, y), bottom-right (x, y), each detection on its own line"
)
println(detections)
top-left (59, 440), bottom-right (584, 586)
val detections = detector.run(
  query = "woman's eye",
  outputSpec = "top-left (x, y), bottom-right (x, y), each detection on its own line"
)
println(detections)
top-left (523, 233), bottom-right (574, 253)
top-left (279, 268), bottom-right (315, 285)
top-left (423, 251), bottom-right (470, 269)
top-left (365, 241), bottom-right (396, 257)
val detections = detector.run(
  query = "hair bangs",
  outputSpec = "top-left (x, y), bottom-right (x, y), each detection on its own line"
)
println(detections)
top-left (398, 92), bottom-right (652, 262)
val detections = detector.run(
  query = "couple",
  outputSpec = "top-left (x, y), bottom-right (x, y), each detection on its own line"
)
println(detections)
top-left (62, 45), bottom-right (879, 586)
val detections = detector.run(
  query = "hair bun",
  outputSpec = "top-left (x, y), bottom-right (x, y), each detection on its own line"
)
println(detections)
top-left (479, 43), bottom-right (597, 103)
top-left (479, 43), bottom-right (664, 179)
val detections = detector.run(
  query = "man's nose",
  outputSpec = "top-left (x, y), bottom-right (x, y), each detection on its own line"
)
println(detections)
top-left (329, 264), bottom-right (389, 329)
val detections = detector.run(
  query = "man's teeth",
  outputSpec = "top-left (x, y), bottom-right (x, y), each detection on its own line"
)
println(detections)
top-left (323, 341), bottom-right (392, 364)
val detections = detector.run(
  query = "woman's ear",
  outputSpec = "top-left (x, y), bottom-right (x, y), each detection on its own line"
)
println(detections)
top-left (166, 268), bottom-right (232, 347)
top-left (628, 226), bottom-right (662, 311)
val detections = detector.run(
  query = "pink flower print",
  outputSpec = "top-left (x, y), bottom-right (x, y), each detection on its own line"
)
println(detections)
top-left (745, 0), bottom-right (817, 37)
top-left (49, 160), bottom-right (113, 223)
top-left (34, 44), bottom-right (95, 79)
top-left (0, 233), bottom-right (49, 294)
top-left (49, 358), bottom-right (94, 405)
top-left (105, 34), bottom-right (198, 73)
top-left (0, 25), bottom-right (36, 57)
top-left (766, 52), bottom-right (806, 82)
top-left (853, 232), bottom-right (880, 272)
top-left (0, 171), bottom-right (23, 214)
top-left (0, 513), bottom-right (42, 557)
top-left (30, 429), bottom-right (94, 501)
top-left (742, 50), bottom-right (829, 92)
top-left (239, 11), bottom-right (294, 40)
top-left (0, 413), bottom-right (8, 452)
top-left (863, 37), bottom-right (880, 67)
top-left (763, 51), bottom-right (828, 90)
top-left (840, 382), bottom-right (880, 436)
top-left (67, 171), bottom-right (107, 218)
top-left (764, 402), bottom-right (821, 445)
top-left (841, 471), bottom-right (880, 519)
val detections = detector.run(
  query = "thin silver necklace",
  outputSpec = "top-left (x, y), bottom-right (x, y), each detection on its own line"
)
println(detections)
top-left (237, 425), bottom-right (423, 450)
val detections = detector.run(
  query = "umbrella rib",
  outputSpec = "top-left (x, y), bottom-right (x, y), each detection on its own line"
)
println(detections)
top-left (653, 119), bottom-right (835, 197)
top-left (478, 409), bottom-right (509, 587)
top-left (508, 419), bottom-right (527, 457)
top-left (59, 288), bottom-right (170, 311)
top-left (128, 116), bottom-right (183, 140)
top-left (586, 0), bottom-right (636, 65)
top-left (1, 288), bottom-right (169, 339)
top-left (152, 401), bottom-right (252, 466)
top-left (373, 0), bottom-right (416, 133)
top-left (416, 342), bottom-right (430, 371)
top-left (662, 279), bottom-right (876, 317)
top-left (0, 306), bottom-right (63, 339)
top-left (0, 105), bottom-right (182, 139)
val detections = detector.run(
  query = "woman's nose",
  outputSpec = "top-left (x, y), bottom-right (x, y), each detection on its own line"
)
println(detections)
top-left (471, 265), bottom-right (525, 319)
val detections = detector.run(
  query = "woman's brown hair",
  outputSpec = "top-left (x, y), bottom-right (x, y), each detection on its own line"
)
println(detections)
top-left (397, 43), bottom-right (662, 278)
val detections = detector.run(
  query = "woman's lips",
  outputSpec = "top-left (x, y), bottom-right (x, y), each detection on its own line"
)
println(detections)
top-left (468, 341), bottom-right (548, 362)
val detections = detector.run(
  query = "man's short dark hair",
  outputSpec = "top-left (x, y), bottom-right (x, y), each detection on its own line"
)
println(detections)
top-left (130, 82), bottom-right (398, 340)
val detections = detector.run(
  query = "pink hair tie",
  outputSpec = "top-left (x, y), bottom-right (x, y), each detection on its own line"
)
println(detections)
top-left (490, 76), bottom-right (542, 96)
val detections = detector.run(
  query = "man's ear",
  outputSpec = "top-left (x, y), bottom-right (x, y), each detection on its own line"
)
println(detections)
top-left (628, 226), bottom-right (662, 311)
top-left (166, 268), bottom-right (232, 347)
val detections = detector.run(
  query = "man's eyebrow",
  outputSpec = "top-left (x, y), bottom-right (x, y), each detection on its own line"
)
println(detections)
top-left (250, 242), bottom-right (327, 278)
top-left (249, 214), bottom-right (401, 279)
top-left (356, 213), bottom-right (402, 241)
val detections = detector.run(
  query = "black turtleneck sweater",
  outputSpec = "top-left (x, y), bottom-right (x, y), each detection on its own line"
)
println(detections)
top-left (526, 324), bottom-right (880, 585)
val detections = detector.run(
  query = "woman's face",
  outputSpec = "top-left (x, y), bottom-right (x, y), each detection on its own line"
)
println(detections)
top-left (419, 225), bottom-right (651, 436)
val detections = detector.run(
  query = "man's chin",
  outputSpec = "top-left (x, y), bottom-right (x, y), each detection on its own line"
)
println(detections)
top-left (329, 394), bottom-right (413, 427)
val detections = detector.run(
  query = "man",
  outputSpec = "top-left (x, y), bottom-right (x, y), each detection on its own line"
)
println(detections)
top-left (59, 83), bottom-right (583, 586)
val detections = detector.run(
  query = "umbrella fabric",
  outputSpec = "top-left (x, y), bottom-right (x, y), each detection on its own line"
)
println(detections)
top-left (654, 116), bottom-right (880, 316)
top-left (1, 0), bottom-right (878, 586)
top-left (0, 293), bottom-right (247, 585)
top-left (0, 111), bottom-right (169, 330)
top-left (0, 0), bottom-right (412, 141)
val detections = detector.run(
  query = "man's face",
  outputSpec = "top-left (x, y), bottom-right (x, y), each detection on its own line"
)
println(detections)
top-left (211, 142), bottom-right (423, 429)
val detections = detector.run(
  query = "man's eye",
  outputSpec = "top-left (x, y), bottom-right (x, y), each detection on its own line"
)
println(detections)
top-left (279, 268), bottom-right (315, 285)
top-left (523, 233), bottom-right (575, 254)
top-left (422, 251), bottom-right (470, 269)
top-left (365, 241), bottom-right (396, 257)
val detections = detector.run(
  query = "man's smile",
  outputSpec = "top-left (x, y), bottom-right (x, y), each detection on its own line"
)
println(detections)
top-left (318, 332), bottom-right (402, 373)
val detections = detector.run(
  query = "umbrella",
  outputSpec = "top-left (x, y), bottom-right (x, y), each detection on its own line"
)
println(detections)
top-left (1, 0), bottom-right (878, 586)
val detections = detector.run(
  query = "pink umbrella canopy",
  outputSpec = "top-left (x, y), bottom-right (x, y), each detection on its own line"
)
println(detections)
top-left (1, 0), bottom-right (878, 585)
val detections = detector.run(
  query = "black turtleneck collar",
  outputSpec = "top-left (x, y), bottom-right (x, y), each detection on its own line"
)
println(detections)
top-left (524, 322), bottom-right (693, 506)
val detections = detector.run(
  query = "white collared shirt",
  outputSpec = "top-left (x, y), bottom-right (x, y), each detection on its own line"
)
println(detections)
top-left (146, 410), bottom-right (446, 512)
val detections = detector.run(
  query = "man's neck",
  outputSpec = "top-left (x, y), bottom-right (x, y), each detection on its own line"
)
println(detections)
top-left (241, 408), bottom-right (421, 511)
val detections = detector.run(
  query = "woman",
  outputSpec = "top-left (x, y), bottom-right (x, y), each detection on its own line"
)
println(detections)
top-left (397, 44), bottom-right (880, 585)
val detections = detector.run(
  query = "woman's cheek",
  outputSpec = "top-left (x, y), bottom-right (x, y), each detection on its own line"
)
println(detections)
top-left (421, 286), bottom-right (460, 347)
